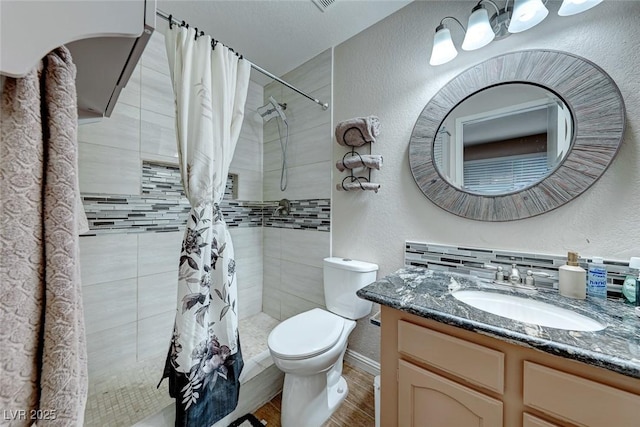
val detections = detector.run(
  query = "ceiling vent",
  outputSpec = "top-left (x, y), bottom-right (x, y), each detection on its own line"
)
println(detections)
top-left (312, 0), bottom-right (336, 12)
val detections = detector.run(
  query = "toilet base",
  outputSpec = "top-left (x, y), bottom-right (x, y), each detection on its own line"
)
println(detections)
top-left (280, 355), bottom-right (349, 427)
top-left (281, 374), bottom-right (348, 427)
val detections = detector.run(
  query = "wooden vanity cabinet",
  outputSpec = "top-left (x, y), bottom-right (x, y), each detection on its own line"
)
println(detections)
top-left (380, 306), bottom-right (640, 427)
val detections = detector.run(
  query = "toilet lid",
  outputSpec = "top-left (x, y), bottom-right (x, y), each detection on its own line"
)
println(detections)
top-left (268, 308), bottom-right (345, 360)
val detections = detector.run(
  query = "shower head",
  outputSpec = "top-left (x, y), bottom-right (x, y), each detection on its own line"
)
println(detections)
top-left (258, 96), bottom-right (287, 122)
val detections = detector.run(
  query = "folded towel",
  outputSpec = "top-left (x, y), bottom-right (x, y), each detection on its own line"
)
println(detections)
top-left (335, 116), bottom-right (381, 147)
top-left (336, 182), bottom-right (381, 193)
top-left (336, 154), bottom-right (383, 172)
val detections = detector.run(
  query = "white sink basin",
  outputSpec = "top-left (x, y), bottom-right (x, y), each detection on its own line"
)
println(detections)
top-left (453, 290), bottom-right (605, 332)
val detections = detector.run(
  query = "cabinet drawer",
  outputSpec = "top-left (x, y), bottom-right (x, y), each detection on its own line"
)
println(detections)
top-left (398, 320), bottom-right (504, 394)
top-left (523, 412), bottom-right (560, 427)
top-left (523, 362), bottom-right (640, 427)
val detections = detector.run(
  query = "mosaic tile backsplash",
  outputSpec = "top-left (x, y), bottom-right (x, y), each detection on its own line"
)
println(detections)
top-left (81, 162), bottom-right (330, 235)
top-left (405, 241), bottom-right (629, 296)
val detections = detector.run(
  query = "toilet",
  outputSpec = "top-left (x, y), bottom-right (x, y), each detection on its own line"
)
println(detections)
top-left (267, 257), bottom-right (378, 427)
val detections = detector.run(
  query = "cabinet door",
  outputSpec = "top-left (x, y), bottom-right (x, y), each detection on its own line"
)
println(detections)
top-left (398, 360), bottom-right (503, 427)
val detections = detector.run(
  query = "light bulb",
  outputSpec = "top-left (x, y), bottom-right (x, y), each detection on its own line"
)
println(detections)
top-left (462, 5), bottom-right (496, 51)
top-left (508, 0), bottom-right (549, 33)
top-left (558, 0), bottom-right (603, 16)
top-left (429, 25), bottom-right (458, 66)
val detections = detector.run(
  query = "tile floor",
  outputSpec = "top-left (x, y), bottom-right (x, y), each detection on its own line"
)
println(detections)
top-left (84, 355), bottom-right (172, 427)
top-left (84, 312), bottom-right (280, 427)
top-left (253, 363), bottom-right (377, 427)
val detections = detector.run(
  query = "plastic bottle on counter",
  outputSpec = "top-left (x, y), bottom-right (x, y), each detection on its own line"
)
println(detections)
top-left (622, 257), bottom-right (640, 306)
top-left (587, 257), bottom-right (607, 299)
top-left (558, 251), bottom-right (586, 299)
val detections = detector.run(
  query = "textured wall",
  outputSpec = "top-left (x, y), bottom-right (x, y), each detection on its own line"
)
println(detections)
top-left (333, 1), bottom-right (640, 361)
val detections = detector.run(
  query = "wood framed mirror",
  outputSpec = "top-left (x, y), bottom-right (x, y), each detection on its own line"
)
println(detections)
top-left (409, 50), bottom-right (625, 221)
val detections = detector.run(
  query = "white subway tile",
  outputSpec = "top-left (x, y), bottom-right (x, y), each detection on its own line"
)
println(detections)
top-left (280, 260), bottom-right (325, 306)
top-left (140, 109), bottom-right (177, 159)
top-left (137, 311), bottom-right (174, 361)
top-left (281, 49), bottom-right (332, 95)
top-left (262, 288), bottom-right (282, 320)
top-left (137, 231), bottom-right (182, 276)
top-left (138, 271), bottom-right (178, 320)
top-left (264, 123), bottom-right (331, 172)
top-left (118, 65), bottom-right (141, 108)
top-left (280, 228), bottom-right (330, 268)
top-left (141, 66), bottom-right (175, 117)
top-left (231, 136), bottom-right (262, 173)
top-left (78, 102), bottom-right (140, 151)
top-left (264, 161), bottom-right (331, 200)
top-left (86, 323), bottom-right (137, 376)
top-left (238, 285), bottom-right (262, 320)
top-left (280, 292), bottom-right (323, 320)
top-left (79, 142), bottom-right (141, 195)
top-left (141, 32), bottom-right (169, 76)
top-left (82, 278), bottom-right (137, 334)
top-left (79, 234), bottom-right (138, 285)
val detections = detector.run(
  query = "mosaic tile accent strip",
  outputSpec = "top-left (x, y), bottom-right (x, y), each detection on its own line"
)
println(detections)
top-left (141, 162), bottom-right (184, 197)
top-left (263, 199), bottom-right (331, 232)
top-left (405, 241), bottom-right (629, 296)
top-left (82, 195), bottom-right (190, 234)
top-left (141, 161), bottom-right (234, 199)
top-left (82, 162), bottom-right (331, 235)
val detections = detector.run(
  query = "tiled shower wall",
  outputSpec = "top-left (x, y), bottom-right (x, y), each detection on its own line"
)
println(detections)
top-left (77, 31), bottom-right (264, 376)
top-left (262, 49), bottom-right (333, 321)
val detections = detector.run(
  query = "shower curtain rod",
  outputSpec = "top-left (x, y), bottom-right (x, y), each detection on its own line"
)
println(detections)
top-left (155, 9), bottom-right (330, 110)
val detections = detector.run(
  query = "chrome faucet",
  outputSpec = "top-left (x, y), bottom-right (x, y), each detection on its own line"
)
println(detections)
top-left (484, 263), bottom-right (536, 290)
top-left (273, 198), bottom-right (290, 216)
top-left (508, 264), bottom-right (521, 285)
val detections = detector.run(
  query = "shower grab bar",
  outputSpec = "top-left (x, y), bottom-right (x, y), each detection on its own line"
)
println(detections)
top-left (156, 9), bottom-right (330, 111)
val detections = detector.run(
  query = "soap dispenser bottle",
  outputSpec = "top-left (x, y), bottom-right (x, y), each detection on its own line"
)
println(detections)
top-left (559, 251), bottom-right (586, 299)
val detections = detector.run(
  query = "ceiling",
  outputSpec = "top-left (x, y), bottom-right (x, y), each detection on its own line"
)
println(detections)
top-left (156, 0), bottom-right (412, 84)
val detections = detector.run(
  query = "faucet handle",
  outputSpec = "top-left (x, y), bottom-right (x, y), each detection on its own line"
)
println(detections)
top-left (530, 270), bottom-right (552, 278)
top-left (483, 263), bottom-right (505, 282)
top-left (525, 270), bottom-right (535, 287)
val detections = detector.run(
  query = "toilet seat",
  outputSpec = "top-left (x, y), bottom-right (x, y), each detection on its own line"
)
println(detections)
top-left (268, 308), bottom-right (345, 360)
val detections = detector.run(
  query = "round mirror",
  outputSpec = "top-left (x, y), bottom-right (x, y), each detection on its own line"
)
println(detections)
top-left (434, 83), bottom-right (573, 195)
top-left (409, 50), bottom-right (625, 221)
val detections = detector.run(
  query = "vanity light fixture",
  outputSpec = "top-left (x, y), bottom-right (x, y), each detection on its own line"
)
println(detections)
top-left (558, 0), bottom-right (603, 16)
top-left (508, 0), bottom-right (548, 33)
top-left (429, 0), bottom-right (603, 66)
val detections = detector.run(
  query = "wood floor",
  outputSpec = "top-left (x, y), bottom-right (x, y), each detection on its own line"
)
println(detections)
top-left (253, 362), bottom-right (376, 427)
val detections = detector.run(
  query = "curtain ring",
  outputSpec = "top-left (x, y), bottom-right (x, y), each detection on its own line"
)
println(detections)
top-left (194, 27), bottom-right (198, 39)
top-left (168, 14), bottom-right (173, 29)
top-left (180, 20), bottom-right (186, 27)
top-left (211, 39), bottom-right (215, 50)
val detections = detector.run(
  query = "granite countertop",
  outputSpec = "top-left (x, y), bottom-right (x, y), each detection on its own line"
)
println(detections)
top-left (357, 266), bottom-right (640, 379)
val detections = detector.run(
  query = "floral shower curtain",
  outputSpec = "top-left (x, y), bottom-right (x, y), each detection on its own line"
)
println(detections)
top-left (160, 25), bottom-right (250, 426)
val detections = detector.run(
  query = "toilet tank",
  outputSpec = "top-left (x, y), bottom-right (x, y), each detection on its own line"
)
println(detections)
top-left (323, 257), bottom-right (378, 320)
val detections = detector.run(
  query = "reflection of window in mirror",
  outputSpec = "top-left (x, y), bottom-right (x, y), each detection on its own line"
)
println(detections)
top-left (435, 84), bottom-right (573, 194)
